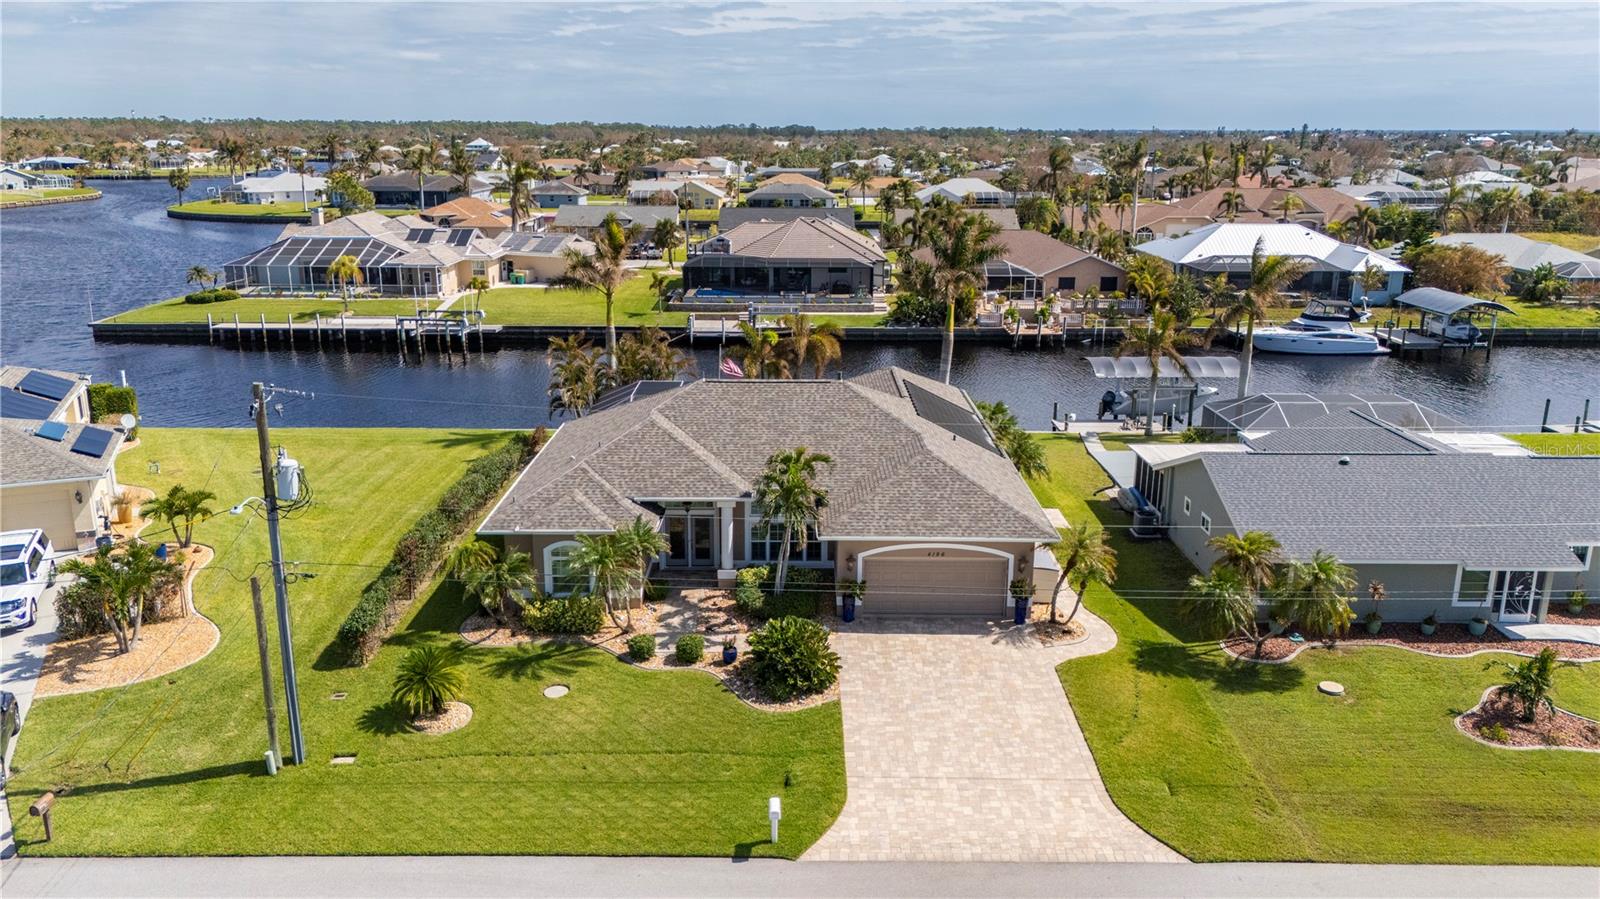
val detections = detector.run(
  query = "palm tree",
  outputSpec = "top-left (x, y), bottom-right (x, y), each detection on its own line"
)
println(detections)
top-left (1358, 263), bottom-right (1389, 303)
top-left (57, 541), bottom-right (177, 653)
top-left (1274, 193), bottom-right (1305, 222)
top-left (462, 548), bottom-right (538, 625)
top-left (1276, 550), bottom-right (1356, 644)
top-left (1482, 187), bottom-right (1528, 233)
top-left (1204, 530), bottom-right (1282, 656)
top-left (928, 210), bottom-right (1006, 383)
top-left (293, 157), bottom-right (315, 212)
top-left (502, 158), bottom-right (535, 233)
top-left (849, 163), bottom-right (873, 209)
top-left (402, 144), bottom-right (434, 211)
top-left (186, 265), bottom-right (214, 292)
top-left (141, 484), bottom-right (217, 547)
top-left (554, 213), bottom-right (635, 368)
top-left (167, 167), bottom-right (191, 206)
top-left (1036, 295), bottom-right (1054, 348)
top-left (1488, 647), bottom-right (1567, 722)
top-left (1122, 137), bottom-right (1148, 242)
top-left (465, 275), bottom-right (490, 315)
top-left (753, 447), bottom-right (832, 594)
top-left (448, 138), bottom-right (476, 198)
top-left (1347, 205), bottom-right (1379, 245)
top-left (546, 332), bottom-right (607, 417)
top-left (1197, 141), bottom-right (1217, 190)
top-left (1212, 237), bottom-right (1312, 398)
top-left (444, 538), bottom-right (498, 582)
top-left (777, 312), bottom-right (843, 378)
top-left (1436, 182), bottom-right (1469, 234)
top-left (652, 217), bottom-right (683, 271)
top-left (1045, 522), bottom-right (1117, 625)
top-left (392, 644), bottom-right (467, 718)
top-left (732, 322), bottom-right (788, 379)
top-left (1218, 189), bottom-right (1246, 222)
top-left (327, 253), bottom-right (364, 313)
top-left (570, 531), bottom-right (635, 629)
top-left (1038, 145), bottom-right (1074, 204)
top-left (1117, 310), bottom-right (1197, 436)
top-left (614, 515), bottom-right (669, 625)
top-left (1182, 568), bottom-right (1257, 647)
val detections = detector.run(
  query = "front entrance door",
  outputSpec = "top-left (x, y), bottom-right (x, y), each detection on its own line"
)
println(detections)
top-left (1492, 570), bottom-right (1541, 623)
top-left (665, 512), bottom-right (717, 567)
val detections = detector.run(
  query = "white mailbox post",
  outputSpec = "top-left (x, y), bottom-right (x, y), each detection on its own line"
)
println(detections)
top-left (768, 796), bottom-right (782, 843)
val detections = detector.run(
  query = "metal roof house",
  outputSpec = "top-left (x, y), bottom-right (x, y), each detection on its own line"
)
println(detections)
top-left (915, 177), bottom-right (1011, 207)
top-left (1432, 233), bottom-right (1600, 282)
top-left (478, 367), bottom-right (1056, 619)
top-left (683, 217), bottom-right (887, 299)
top-left (1134, 223), bottom-right (1410, 304)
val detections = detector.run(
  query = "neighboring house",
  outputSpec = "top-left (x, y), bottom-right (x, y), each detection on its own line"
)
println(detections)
top-left (1332, 182), bottom-right (1446, 211)
top-left (478, 368), bottom-right (1058, 618)
top-left (752, 165), bottom-right (823, 181)
top-left (221, 170), bottom-right (328, 205)
top-left (987, 230), bottom-right (1125, 296)
top-left (719, 206), bottom-right (857, 232)
top-left (0, 167), bottom-right (71, 190)
top-left (916, 177), bottom-right (1009, 206)
top-left (1, 411), bottom-right (123, 551)
top-left (684, 216), bottom-right (887, 296)
top-left (498, 231), bottom-right (596, 282)
top-left (1431, 233), bottom-right (1600, 285)
top-left (548, 205), bottom-right (680, 239)
top-left (636, 159), bottom-right (702, 180)
top-left (1134, 223), bottom-right (1409, 303)
top-left (17, 156), bottom-right (90, 170)
top-left (1056, 202), bottom-right (1211, 240)
top-left (890, 206), bottom-right (1020, 230)
top-left (464, 137), bottom-right (497, 153)
top-left (531, 179), bottom-right (589, 208)
top-left (221, 211), bottom-right (507, 296)
top-left (1138, 421), bottom-right (1599, 625)
top-left (746, 179), bottom-right (837, 208)
top-left (1172, 187), bottom-right (1367, 232)
top-left (538, 157), bottom-right (587, 175)
top-left (473, 150), bottom-right (506, 171)
top-left (1, 366), bottom-right (92, 424)
top-left (420, 197), bottom-right (518, 237)
top-left (625, 178), bottom-right (726, 209)
top-left (359, 173), bottom-right (492, 208)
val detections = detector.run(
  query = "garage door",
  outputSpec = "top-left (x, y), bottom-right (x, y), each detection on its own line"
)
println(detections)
top-left (0, 488), bottom-right (77, 551)
top-left (861, 556), bottom-right (1008, 617)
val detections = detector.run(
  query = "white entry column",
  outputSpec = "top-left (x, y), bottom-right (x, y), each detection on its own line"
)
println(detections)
top-left (716, 501), bottom-right (736, 575)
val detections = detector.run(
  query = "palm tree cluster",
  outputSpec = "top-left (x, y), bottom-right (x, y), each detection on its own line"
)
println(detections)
top-left (1183, 531), bottom-right (1357, 656)
top-left (446, 539), bottom-right (537, 625)
top-left (554, 213), bottom-right (640, 366)
top-left (568, 517), bottom-right (669, 630)
top-left (141, 484), bottom-right (217, 548)
top-left (547, 328), bottom-right (694, 417)
top-left (1487, 647), bottom-right (1569, 723)
top-left (1044, 522), bottom-right (1117, 625)
top-left (726, 313), bottom-right (843, 381)
top-left (753, 448), bottom-right (832, 595)
top-left (975, 400), bottom-right (1046, 479)
top-left (57, 541), bottom-right (181, 654)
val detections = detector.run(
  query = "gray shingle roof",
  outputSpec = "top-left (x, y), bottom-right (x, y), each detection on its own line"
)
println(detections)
top-left (711, 217), bottom-right (884, 263)
top-left (720, 207), bottom-right (856, 231)
top-left (552, 205), bottom-right (679, 229)
top-left (482, 369), bottom-right (1054, 541)
top-left (1, 419), bottom-right (120, 486)
top-left (1198, 453), bottom-right (1600, 569)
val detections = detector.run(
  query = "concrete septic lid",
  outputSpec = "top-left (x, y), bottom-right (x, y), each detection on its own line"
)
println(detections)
top-left (1317, 681), bottom-right (1345, 696)
top-left (543, 684), bottom-right (570, 699)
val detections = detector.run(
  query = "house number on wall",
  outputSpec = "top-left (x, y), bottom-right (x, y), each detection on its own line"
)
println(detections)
top-left (926, 551), bottom-right (946, 557)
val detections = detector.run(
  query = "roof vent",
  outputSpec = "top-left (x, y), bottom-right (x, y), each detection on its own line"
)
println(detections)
top-left (1338, 455), bottom-right (1351, 466)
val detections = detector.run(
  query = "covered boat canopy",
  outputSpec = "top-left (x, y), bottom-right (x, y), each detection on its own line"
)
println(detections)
top-left (1391, 287), bottom-right (1515, 317)
top-left (1086, 355), bottom-right (1240, 380)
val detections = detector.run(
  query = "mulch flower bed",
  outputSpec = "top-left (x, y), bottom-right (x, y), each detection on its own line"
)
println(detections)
top-left (1545, 604), bottom-right (1600, 626)
top-left (1030, 617), bottom-right (1088, 646)
top-left (1457, 688), bottom-right (1600, 751)
top-left (412, 701), bottom-right (472, 735)
top-left (1223, 622), bottom-right (1600, 663)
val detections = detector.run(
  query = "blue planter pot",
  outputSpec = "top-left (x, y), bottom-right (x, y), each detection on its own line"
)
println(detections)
top-left (722, 644), bottom-right (738, 665)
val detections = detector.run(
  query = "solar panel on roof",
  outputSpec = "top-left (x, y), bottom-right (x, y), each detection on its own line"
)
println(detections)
top-left (16, 370), bottom-right (76, 401)
top-left (35, 420), bottom-right (68, 442)
top-left (902, 382), bottom-right (1001, 455)
top-left (447, 229), bottom-right (474, 247)
top-left (0, 390), bottom-right (60, 420)
top-left (69, 426), bottom-right (114, 459)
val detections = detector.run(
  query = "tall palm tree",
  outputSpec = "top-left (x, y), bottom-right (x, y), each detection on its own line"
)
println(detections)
top-left (1347, 205), bottom-right (1379, 245)
top-left (403, 144), bottom-right (434, 211)
top-left (1212, 237), bottom-right (1312, 398)
top-left (167, 167), bottom-right (191, 206)
top-left (1436, 181), bottom-right (1469, 234)
top-left (928, 210), bottom-right (1006, 383)
top-left (1117, 310), bottom-right (1197, 436)
top-left (732, 322), bottom-right (787, 379)
top-left (1276, 550), bottom-right (1356, 643)
top-left (1218, 189), bottom-right (1245, 222)
top-left (849, 163), bottom-right (873, 208)
top-left (502, 158), bottom-right (535, 232)
top-left (327, 253), bottom-right (364, 313)
top-left (293, 156), bottom-right (315, 211)
top-left (186, 265), bottom-right (214, 291)
top-left (1482, 187), bottom-right (1528, 233)
top-left (777, 312), bottom-right (843, 378)
top-left (1122, 137), bottom-right (1148, 242)
top-left (1197, 141), bottom-right (1217, 190)
top-left (753, 448), bottom-right (832, 594)
top-left (651, 217), bottom-right (683, 271)
top-left (448, 138), bottom-right (476, 198)
top-left (546, 332), bottom-right (607, 417)
top-left (1274, 193), bottom-right (1305, 222)
top-left (1046, 522), bottom-right (1117, 624)
top-left (553, 213), bottom-right (635, 368)
top-left (1038, 144), bottom-right (1075, 204)
top-left (462, 548), bottom-right (538, 625)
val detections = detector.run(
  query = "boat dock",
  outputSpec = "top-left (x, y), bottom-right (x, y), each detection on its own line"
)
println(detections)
top-left (204, 311), bottom-right (495, 355)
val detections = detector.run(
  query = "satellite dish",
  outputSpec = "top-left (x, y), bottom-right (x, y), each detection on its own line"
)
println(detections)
top-left (119, 413), bottom-right (137, 430)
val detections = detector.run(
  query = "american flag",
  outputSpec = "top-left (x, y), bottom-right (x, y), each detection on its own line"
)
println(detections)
top-left (719, 356), bottom-right (744, 379)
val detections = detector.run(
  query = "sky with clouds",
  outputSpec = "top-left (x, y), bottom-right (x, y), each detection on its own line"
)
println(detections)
top-left (3, 1), bottom-right (1597, 130)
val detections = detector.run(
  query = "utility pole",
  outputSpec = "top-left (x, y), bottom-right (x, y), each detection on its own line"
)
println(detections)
top-left (250, 576), bottom-right (281, 773)
top-left (253, 381), bottom-right (306, 764)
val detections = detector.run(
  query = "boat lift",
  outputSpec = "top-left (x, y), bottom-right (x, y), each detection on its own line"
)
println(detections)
top-left (1060, 355), bottom-right (1240, 431)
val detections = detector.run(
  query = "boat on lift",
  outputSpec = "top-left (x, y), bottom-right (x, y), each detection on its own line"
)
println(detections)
top-left (1252, 299), bottom-right (1388, 356)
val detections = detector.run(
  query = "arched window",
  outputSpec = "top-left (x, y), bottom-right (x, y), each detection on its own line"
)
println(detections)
top-left (544, 541), bottom-right (588, 597)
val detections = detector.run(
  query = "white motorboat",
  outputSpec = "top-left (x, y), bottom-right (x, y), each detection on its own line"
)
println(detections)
top-left (1098, 384), bottom-right (1219, 420)
top-left (1252, 299), bottom-right (1388, 355)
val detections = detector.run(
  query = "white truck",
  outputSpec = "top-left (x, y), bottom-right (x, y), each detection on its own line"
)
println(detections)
top-left (0, 529), bottom-right (55, 631)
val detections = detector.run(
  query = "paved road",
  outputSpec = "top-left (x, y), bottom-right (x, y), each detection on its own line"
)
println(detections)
top-left (3, 856), bottom-right (1595, 898)
top-left (0, 574), bottom-right (65, 861)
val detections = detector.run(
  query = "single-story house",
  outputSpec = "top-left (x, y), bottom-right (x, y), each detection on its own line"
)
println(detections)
top-left (478, 368), bottom-right (1058, 618)
top-left (1197, 392), bottom-right (1462, 438)
top-left (911, 229), bottom-right (1125, 299)
top-left (221, 170), bottom-right (328, 206)
top-left (1332, 182), bottom-right (1447, 212)
top-left (548, 205), bottom-right (680, 240)
top-left (1, 167), bottom-right (71, 190)
top-left (1, 366), bottom-right (92, 424)
top-left (1172, 187), bottom-right (1367, 232)
top-left (538, 158), bottom-right (588, 175)
top-left (1138, 422), bottom-right (1599, 625)
top-left (752, 166), bottom-right (824, 182)
top-left (625, 178), bottom-right (726, 209)
top-left (17, 156), bottom-right (90, 170)
top-left (746, 180), bottom-right (838, 208)
top-left (359, 173), bottom-right (492, 208)
top-left (719, 206), bottom-right (857, 232)
top-left (1, 416), bottom-right (124, 552)
top-left (498, 231), bottom-right (595, 282)
top-left (916, 177), bottom-right (1010, 207)
top-left (1134, 223), bottom-right (1409, 304)
top-left (531, 179), bottom-right (589, 207)
top-left (420, 197), bottom-right (519, 237)
top-left (1057, 202), bottom-right (1212, 240)
top-left (890, 207), bottom-right (1020, 231)
top-left (684, 216), bottom-right (887, 296)
top-left (1431, 233), bottom-right (1600, 284)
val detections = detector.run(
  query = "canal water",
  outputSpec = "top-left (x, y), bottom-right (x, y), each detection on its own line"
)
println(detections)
top-left (3, 179), bottom-right (1596, 430)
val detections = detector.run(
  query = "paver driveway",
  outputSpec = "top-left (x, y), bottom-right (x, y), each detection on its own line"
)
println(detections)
top-left (804, 611), bottom-right (1184, 863)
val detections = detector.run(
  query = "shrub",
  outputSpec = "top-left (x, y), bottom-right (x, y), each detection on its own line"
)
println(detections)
top-left (183, 287), bottom-right (240, 305)
top-left (87, 384), bottom-right (139, 435)
top-left (1480, 723), bottom-right (1509, 743)
top-left (675, 634), bottom-right (705, 664)
top-left (522, 596), bottom-right (604, 635)
top-left (766, 566), bottom-right (823, 619)
top-left (391, 644), bottom-right (467, 718)
top-left (747, 616), bottom-right (840, 701)
top-left (627, 633), bottom-right (656, 661)
top-left (734, 565), bottom-right (769, 614)
top-left (53, 569), bottom-right (182, 639)
top-left (644, 578), bottom-right (668, 603)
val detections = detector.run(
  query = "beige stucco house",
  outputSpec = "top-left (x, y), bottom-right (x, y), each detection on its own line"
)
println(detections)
top-left (2, 367), bottom-right (123, 551)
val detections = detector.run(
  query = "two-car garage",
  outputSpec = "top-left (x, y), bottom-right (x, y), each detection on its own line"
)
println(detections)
top-left (855, 544), bottom-right (1015, 619)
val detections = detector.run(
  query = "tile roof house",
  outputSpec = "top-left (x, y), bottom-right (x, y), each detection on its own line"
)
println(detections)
top-left (479, 368), bottom-right (1057, 617)
top-left (1172, 187), bottom-right (1367, 231)
top-left (420, 197), bottom-right (518, 236)
top-left (1134, 223), bottom-right (1409, 304)
top-left (684, 217), bottom-right (887, 296)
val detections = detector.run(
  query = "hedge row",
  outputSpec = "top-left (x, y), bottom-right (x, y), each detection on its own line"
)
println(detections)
top-left (87, 383), bottom-right (139, 436)
top-left (335, 432), bottom-right (536, 664)
top-left (183, 287), bottom-right (241, 304)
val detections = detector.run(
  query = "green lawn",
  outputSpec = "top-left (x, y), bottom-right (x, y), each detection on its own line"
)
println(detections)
top-left (168, 199), bottom-right (327, 220)
top-left (1519, 231), bottom-right (1600, 253)
top-left (1030, 434), bottom-right (1600, 865)
top-left (0, 187), bottom-right (99, 203)
top-left (478, 278), bottom-right (686, 327)
top-left (6, 429), bottom-right (844, 858)
top-left (1507, 432), bottom-right (1600, 456)
top-left (103, 296), bottom-right (440, 325)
